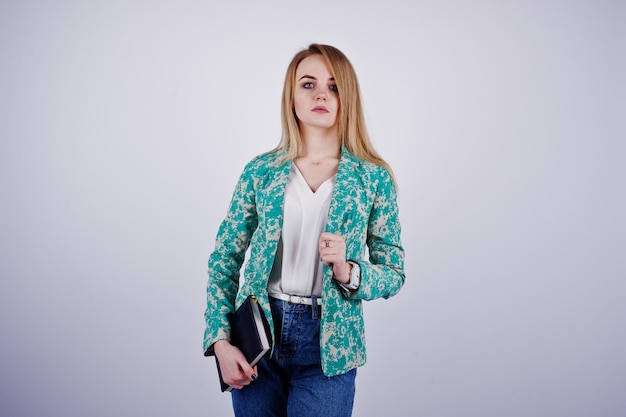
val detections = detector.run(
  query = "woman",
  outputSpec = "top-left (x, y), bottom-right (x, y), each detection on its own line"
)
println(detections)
top-left (203, 43), bottom-right (405, 417)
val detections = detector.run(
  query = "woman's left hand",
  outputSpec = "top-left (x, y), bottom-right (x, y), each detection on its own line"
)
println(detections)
top-left (319, 232), bottom-right (351, 284)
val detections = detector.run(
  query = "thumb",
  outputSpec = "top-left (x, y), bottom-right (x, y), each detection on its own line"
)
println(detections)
top-left (239, 360), bottom-right (258, 381)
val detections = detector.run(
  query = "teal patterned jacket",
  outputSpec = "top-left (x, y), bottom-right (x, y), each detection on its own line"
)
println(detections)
top-left (203, 147), bottom-right (405, 377)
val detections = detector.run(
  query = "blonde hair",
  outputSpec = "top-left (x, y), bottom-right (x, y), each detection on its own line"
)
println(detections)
top-left (276, 44), bottom-right (394, 178)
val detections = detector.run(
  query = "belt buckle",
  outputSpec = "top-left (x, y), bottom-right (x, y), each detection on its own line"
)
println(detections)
top-left (289, 295), bottom-right (304, 304)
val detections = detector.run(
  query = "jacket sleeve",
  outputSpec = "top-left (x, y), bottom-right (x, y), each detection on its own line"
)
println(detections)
top-left (350, 167), bottom-right (405, 300)
top-left (203, 159), bottom-right (259, 355)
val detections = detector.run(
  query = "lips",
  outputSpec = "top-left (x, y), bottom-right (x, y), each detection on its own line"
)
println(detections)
top-left (312, 106), bottom-right (329, 113)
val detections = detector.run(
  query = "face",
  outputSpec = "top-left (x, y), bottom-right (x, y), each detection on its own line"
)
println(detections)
top-left (293, 55), bottom-right (339, 133)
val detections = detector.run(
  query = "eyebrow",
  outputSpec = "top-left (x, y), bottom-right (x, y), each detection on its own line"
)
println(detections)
top-left (298, 75), bottom-right (336, 81)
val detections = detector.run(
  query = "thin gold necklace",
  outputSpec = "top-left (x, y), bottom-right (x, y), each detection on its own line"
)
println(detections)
top-left (308, 155), bottom-right (338, 165)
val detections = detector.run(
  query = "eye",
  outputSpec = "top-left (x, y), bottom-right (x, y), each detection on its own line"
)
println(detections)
top-left (329, 84), bottom-right (338, 92)
top-left (303, 82), bottom-right (314, 89)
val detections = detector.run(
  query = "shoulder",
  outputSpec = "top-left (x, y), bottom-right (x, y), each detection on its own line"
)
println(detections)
top-left (240, 148), bottom-right (290, 178)
top-left (344, 150), bottom-right (394, 188)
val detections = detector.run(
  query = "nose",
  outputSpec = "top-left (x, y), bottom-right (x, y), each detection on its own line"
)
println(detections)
top-left (315, 89), bottom-right (327, 101)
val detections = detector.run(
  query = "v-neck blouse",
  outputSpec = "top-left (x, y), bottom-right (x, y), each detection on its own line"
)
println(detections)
top-left (267, 164), bottom-right (336, 297)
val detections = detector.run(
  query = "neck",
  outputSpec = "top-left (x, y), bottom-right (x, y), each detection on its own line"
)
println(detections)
top-left (299, 126), bottom-right (340, 161)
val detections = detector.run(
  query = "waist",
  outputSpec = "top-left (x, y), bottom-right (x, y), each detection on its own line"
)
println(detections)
top-left (269, 292), bottom-right (321, 306)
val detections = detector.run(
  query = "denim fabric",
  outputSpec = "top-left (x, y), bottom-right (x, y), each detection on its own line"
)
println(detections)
top-left (232, 297), bottom-right (356, 417)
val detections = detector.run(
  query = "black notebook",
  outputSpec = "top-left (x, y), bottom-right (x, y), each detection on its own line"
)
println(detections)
top-left (215, 295), bottom-right (272, 392)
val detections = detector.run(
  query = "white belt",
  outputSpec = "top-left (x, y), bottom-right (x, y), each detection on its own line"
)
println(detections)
top-left (270, 293), bottom-right (321, 306)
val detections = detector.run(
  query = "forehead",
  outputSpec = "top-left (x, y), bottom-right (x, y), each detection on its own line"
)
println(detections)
top-left (295, 55), bottom-right (333, 78)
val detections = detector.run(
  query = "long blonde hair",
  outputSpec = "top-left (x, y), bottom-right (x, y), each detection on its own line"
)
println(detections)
top-left (276, 44), bottom-right (394, 178)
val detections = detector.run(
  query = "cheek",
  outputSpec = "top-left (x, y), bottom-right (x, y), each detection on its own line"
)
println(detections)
top-left (292, 92), bottom-right (304, 109)
top-left (293, 92), bottom-right (311, 117)
top-left (292, 98), bottom-right (304, 119)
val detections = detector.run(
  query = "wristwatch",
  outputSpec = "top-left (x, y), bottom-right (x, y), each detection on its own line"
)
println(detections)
top-left (340, 261), bottom-right (361, 291)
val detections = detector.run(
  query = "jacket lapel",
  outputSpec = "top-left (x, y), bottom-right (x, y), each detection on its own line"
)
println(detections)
top-left (325, 147), bottom-right (361, 235)
top-left (259, 149), bottom-right (292, 243)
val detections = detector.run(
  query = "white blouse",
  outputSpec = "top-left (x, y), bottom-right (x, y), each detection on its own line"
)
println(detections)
top-left (267, 164), bottom-right (336, 297)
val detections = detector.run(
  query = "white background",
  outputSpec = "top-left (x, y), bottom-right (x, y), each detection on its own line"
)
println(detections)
top-left (1, 1), bottom-right (624, 416)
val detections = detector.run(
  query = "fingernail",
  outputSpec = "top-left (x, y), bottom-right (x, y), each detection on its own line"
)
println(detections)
top-left (251, 374), bottom-right (258, 381)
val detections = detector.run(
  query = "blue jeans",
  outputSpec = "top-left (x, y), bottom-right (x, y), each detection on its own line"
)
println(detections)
top-left (232, 297), bottom-right (357, 417)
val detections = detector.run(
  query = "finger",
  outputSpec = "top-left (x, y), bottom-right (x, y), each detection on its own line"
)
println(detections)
top-left (320, 241), bottom-right (333, 252)
top-left (320, 254), bottom-right (332, 267)
top-left (319, 233), bottom-right (342, 247)
top-left (323, 231), bottom-right (345, 242)
top-left (238, 359), bottom-right (257, 381)
top-left (320, 236), bottom-right (346, 250)
top-left (224, 371), bottom-right (246, 388)
top-left (320, 246), bottom-right (345, 261)
top-left (229, 370), bottom-right (253, 388)
top-left (320, 232), bottom-right (334, 242)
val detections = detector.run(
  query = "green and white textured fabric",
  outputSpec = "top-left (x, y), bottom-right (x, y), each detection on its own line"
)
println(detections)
top-left (203, 147), bottom-right (405, 377)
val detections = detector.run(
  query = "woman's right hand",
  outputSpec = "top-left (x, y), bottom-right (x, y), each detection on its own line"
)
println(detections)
top-left (213, 340), bottom-right (258, 390)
